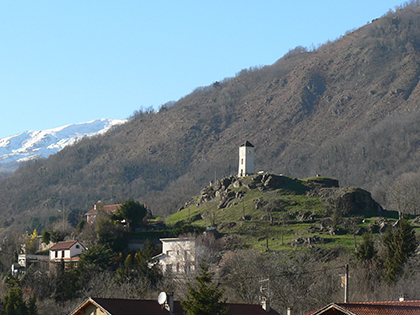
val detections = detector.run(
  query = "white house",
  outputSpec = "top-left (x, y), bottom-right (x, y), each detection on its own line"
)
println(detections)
top-left (152, 238), bottom-right (196, 274)
top-left (238, 141), bottom-right (254, 177)
top-left (49, 240), bottom-right (86, 266)
top-left (16, 254), bottom-right (49, 272)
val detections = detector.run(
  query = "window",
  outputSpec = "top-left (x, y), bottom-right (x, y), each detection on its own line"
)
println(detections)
top-left (62, 250), bottom-right (65, 258)
top-left (241, 158), bottom-right (243, 164)
top-left (76, 245), bottom-right (80, 249)
top-left (55, 251), bottom-right (58, 258)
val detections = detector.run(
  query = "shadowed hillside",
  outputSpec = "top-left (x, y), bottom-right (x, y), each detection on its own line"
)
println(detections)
top-left (1, 3), bottom-right (420, 232)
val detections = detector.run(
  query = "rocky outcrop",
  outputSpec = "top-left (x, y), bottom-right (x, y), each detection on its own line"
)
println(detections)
top-left (198, 176), bottom-right (235, 205)
top-left (218, 191), bottom-right (236, 209)
top-left (305, 177), bottom-right (339, 189)
top-left (308, 187), bottom-right (383, 216)
top-left (180, 176), bottom-right (242, 210)
top-left (250, 173), bottom-right (308, 192)
top-left (253, 198), bottom-right (267, 210)
top-left (180, 174), bottom-right (381, 220)
top-left (367, 218), bottom-right (391, 233)
top-left (291, 235), bottom-right (332, 248)
top-left (334, 187), bottom-right (383, 216)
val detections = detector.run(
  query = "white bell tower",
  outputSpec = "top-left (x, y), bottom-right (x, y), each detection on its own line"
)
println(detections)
top-left (238, 141), bottom-right (254, 177)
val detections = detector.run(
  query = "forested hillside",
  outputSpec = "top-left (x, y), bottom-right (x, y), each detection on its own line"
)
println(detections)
top-left (1, 3), bottom-right (420, 232)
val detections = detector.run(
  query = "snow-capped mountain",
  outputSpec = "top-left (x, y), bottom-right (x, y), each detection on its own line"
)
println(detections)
top-left (0, 118), bottom-right (126, 172)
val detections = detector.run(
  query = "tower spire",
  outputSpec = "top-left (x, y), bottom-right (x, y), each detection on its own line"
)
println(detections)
top-left (238, 141), bottom-right (254, 177)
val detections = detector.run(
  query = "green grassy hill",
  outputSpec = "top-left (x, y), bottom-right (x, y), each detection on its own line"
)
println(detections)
top-left (166, 173), bottom-right (410, 252)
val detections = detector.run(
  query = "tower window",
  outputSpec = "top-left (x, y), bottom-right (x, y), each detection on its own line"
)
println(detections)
top-left (241, 158), bottom-right (243, 164)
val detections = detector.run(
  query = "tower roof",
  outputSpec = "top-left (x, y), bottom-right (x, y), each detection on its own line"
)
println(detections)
top-left (240, 141), bottom-right (254, 147)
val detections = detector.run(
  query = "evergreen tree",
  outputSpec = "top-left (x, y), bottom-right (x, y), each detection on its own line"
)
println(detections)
top-left (53, 260), bottom-right (79, 302)
top-left (78, 244), bottom-right (116, 271)
top-left (181, 262), bottom-right (227, 315)
top-left (115, 241), bottom-right (162, 286)
top-left (41, 231), bottom-right (50, 245)
top-left (27, 296), bottom-right (37, 315)
top-left (2, 286), bottom-right (29, 315)
top-left (383, 218), bottom-right (418, 283)
top-left (355, 232), bottom-right (377, 263)
top-left (114, 199), bottom-right (148, 230)
top-left (95, 213), bottom-right (127, 252)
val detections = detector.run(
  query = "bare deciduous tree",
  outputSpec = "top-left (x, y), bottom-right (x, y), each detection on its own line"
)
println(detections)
top-left (387, 172), bottom-right (420, 216)
top-left (219, 250), bottom-right (263, 304)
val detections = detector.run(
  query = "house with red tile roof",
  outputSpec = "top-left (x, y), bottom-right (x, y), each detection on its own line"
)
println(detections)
top-left (49, 240), bottom-right (85, 267)
top-left (85, 203), bottom-right (121, 225)
top-left (305, 300), bottom-right (420, 315)
top-left (70, 297), bottom-right (281, 315)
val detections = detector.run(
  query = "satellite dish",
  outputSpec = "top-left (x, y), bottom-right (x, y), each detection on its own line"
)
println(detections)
top-left (158, 292), bottom-right (167, 305)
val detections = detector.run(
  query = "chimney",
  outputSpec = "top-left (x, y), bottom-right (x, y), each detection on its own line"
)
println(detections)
top-left (95, 200), bottom-right (102, 210)
top-left (287, 307), bottom-right (293, 315)
top-left (165, 293), bottom-right (174, 313)
top-left (261, 297), bottom-right (270, 312)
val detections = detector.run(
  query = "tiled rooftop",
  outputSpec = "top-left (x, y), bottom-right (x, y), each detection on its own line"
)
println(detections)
top-left (49, 240), bottom-right (80, 251)
top-left (71, 297), bottom-right (282, 315)
top-left (86, 204), bottom-right (121, 215)
top-left (306, 300), bottom-right (420, 315)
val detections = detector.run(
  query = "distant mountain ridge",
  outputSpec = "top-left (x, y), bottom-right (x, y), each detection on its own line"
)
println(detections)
top-left (1, 4), bottom-right (420, 232)
top-left (0, 118), bottom-right (126, 172)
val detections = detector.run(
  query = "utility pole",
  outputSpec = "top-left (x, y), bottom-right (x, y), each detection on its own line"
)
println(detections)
top-left (265, 218), bottom-right (269, 251)
top-left (63, 199), bottom-right (66, 230)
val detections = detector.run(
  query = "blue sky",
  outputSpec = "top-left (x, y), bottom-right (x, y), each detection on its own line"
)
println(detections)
top-left (0, 1), bottom-right (401, 139)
